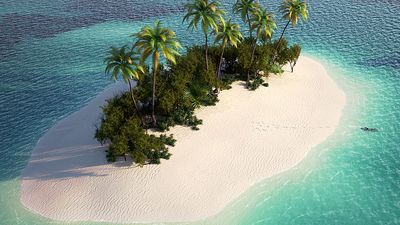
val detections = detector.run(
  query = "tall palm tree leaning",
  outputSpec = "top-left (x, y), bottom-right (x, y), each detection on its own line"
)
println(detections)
top-left (233, 0), bottom-right (260, 40)
top-left (183, 0), bottom-right (225, 71)
top-left (132, 20), bottom-right (181, 126)
top-left (248, 8), bottom-right (276, 84)
top-left (214, 19), bottom-right (243, 80)
top-left (104, 46), bottom-right (144, 115)
top-left (274, 0), bottom-right (308, 57)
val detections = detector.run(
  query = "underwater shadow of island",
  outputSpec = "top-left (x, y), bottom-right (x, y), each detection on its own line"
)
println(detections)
top-left (0, 2), bottom-right (184, 56)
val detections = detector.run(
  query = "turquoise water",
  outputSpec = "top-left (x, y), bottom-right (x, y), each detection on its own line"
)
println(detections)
top-left (0, 0), bottom-right (399, 224)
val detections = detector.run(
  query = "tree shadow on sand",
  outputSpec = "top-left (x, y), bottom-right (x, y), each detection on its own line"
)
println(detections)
top-left (21, 143), bottom-right (136, 181)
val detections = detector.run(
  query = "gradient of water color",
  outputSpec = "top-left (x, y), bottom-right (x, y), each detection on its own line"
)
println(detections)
top-left (0, 0), bottom-right (399, 224)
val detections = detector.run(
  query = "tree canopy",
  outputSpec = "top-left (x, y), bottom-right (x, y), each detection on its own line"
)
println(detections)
top-left (96, 0), bottom-right (308, 166)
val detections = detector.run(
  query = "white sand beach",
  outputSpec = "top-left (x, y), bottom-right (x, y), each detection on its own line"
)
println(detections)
top-left (20, 56), bottom-right (346, 223)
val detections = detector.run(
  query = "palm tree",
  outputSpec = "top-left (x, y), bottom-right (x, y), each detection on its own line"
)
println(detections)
top-left (104, 46), bottom-right (144, 115)
top-left (183, 0), bottom-right (225, 70)
top-left (275, 0), bottom-right (308, 53)
top-left (132, 20), bottom-right (182, 126)
top-left (232, 0), bottom-right (260, 40)
top-left (248, 8), bottom-right (276, 83)
top-left (214, 19), bottom-right (243, 79)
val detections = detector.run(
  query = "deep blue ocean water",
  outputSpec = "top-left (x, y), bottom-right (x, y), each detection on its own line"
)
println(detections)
top-left (0, 0), bottom-right (399, 224)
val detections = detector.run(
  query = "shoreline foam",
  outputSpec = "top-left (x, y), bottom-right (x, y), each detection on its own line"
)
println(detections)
top-left (20, 56), bottom-right (346, 223)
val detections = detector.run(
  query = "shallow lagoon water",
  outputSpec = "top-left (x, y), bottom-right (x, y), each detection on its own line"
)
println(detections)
top-left (0, 0), bottom-right (399, 224)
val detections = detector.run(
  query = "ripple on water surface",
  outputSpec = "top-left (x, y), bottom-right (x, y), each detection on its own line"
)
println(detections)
top-left (0, 0), bottom-right (399, 224)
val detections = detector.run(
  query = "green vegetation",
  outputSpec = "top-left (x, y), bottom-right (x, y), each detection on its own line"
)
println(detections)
top-left (183, 0), bottom-right (225, 71)
top-left (274, 0), bottom-right (308, 60)
top-left (96, 0), bottom-right (308, 166)
top-left (104, 46), bottom-right (144, 118)
top-left (94, 93), bottom-right (172, 165)
top-left (287, 44), bottom-right (301, 72)
top-left (214, 19), bottom-right (243, 80)
top-left (233, 0), bottom-right (260, 40)
top-left (248, 8), bottom-right (277, 83)
top-left (132, 20), bottom-right (182, 126)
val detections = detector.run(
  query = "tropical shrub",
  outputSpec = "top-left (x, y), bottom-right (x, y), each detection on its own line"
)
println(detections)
top-left (268, 64), bottom-right (284, 74)
top-left (95, 93), bottom-right (172, 165)
top-left (248, 75), bottom-right (266, 90)
top-left (287, 44), bottom-right (301, 72)
top-left (97, 35), bottom-right (302, 164)
top-left (159, 134), bottom-right (176, 147)
top-left (97, 2), bottom-right (305, 164)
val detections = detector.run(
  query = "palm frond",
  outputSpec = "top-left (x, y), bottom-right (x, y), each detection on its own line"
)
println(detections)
top-left (279, 0), bottom-right (308, 27)
top-left (104, 46), bottom-right (144, 83)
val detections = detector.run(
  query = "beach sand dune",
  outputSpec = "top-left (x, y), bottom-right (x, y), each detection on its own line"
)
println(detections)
top-left (20, 56), bottom-right (346, 223)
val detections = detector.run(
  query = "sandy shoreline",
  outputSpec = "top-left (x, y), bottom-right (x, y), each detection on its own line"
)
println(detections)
top-left (20, 56), bottom-right (346, 223)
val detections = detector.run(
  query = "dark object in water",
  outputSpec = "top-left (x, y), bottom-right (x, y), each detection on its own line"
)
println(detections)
top-left (361, 127), bottom-right (378, 132)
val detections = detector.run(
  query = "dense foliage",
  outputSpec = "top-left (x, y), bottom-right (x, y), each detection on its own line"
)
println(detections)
top-left (95, 93), bottom-right (173, 165)
top-left (96, 0), bottom-right (308, 166)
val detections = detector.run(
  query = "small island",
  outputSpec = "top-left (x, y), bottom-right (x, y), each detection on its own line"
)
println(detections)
top-left (95, 0), bottom-right (305, 166)
top-left (20, 0), bottom-right (346, 223)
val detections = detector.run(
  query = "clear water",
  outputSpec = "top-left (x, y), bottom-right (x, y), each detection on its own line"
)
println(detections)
top-left (0, 0), bottom-right (399, 224)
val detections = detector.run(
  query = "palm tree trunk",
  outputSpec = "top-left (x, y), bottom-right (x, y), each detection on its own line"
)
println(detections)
top-left (151, 53), bottom-right (159, 127)
top-left (128, 80), bottom-right (140, 114)
top-left (128, 80), bottom-right (146, 126)
top-left (151, 66), bottom-right (157, 126)
top-left (247, 14), bottom-right (252, 41)
top-left (247, 33), bottom-right (259, 84)
top-left (205, 33), bottom-right (209, 71)
top-left (273, 20), bottom-right (290, 62)
top-left (218, 44), bottom-right (226, 80)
